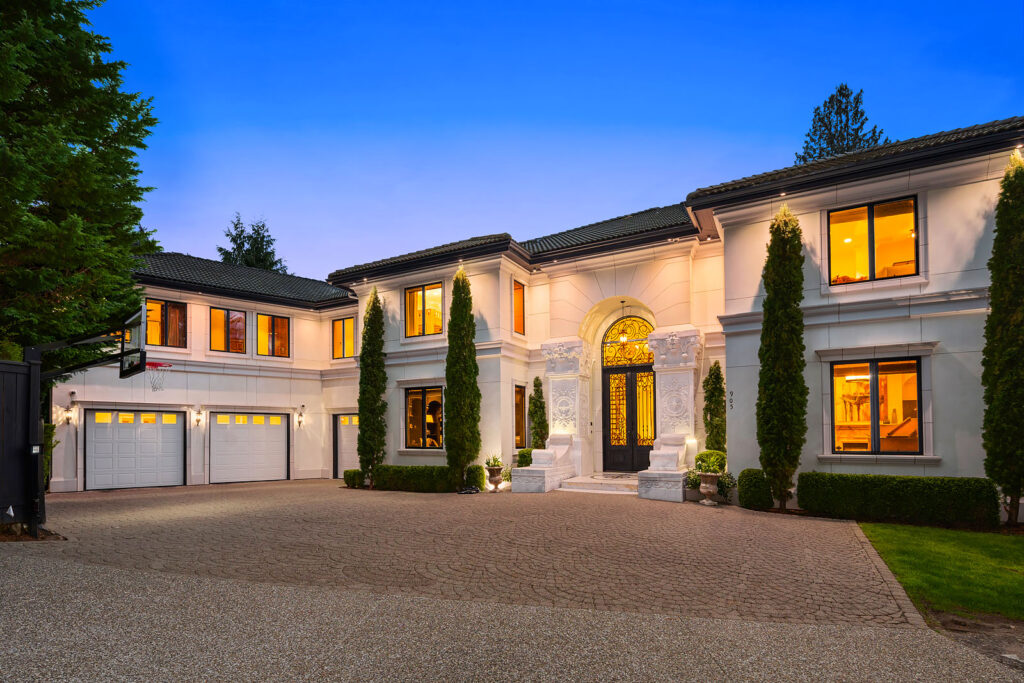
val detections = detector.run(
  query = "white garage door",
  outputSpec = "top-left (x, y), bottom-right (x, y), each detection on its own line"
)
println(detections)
top-left (85, 410), bottom-right (185, 490)
top-left (210, 413), bottom-right (288, 483)
top-left (335, 414), bottom-right (359, 476)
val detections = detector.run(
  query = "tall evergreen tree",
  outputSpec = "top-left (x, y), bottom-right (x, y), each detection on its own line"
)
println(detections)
top-left (357, 288), bottom-right (387, 487)
top-left (529, 376), bottom-right (549, 449)
top-left (445, 268), bottom-right (481, 486)
top-left (795, 84), bottom-right (889, 164)
top-left (756, 205), bottom-right (808, 509)
top-left (0, 0), bottom-right (159, 372)
top-left (702, 360), bottom-right (727, 453)
top-left (982, 150), bottom-right (1024, 526)
top-left (216, 213), bottom-right (288, 273)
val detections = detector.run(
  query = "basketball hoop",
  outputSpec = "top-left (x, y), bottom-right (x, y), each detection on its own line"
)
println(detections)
top-left (145, 362), bottom-right (172, 392)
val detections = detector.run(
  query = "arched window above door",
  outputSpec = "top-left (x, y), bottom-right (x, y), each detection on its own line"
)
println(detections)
top-left (602, 316), bottom-right (654, 367)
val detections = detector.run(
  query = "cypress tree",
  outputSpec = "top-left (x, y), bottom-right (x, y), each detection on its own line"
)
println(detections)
top-left (756, 205), bottom-right (808, 509)
top-left (357, 288), bottom-right (387, 487)
top-left (444, 268), bottom-right (481, 486)
top-left (982, 150), bottom-right (1024, 526)
top-left (702, 360), bottom-right (727, 453)
top-left (528, 376), bottom-right (549, 449)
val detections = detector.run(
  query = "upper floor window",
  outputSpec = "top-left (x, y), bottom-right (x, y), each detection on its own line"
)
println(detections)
top-left (514, 384), bottom-right (527, 448)
top-left (513, 280), bottom-right (525, 335)
top-left (828, 197), bottom-right (917, 285)
top-left (405, 282), bottom-right (443, 337)
top-left (146, 299), bottom-right (187, 348)
top-left (210, 308), bottom-right (246, 353)
top-left (831, 358), bottom-right (921, 454)
top-left (333, 317), bottom-right (355, 359)
top-left (406, 387), bottom-right (443, 448)
top-left (256, 314), bottom-right (289, 357)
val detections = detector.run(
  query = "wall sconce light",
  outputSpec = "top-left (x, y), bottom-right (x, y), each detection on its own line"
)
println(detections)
top-left (192, 406), bottom-right (203, 426)
top-left (297, 404), bottom-right (306, 427)
top-left (63, 390), bottom-right (77, 424)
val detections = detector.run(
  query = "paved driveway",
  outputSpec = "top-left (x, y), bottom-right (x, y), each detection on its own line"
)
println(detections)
top-left (39, 480), bottom-right (913, 626)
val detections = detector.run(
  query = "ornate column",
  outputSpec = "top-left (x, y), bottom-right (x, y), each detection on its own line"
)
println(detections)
top-left (511, 337), bottom-right (591, 493)
top-left (638, 324), bottom-right (704, 502)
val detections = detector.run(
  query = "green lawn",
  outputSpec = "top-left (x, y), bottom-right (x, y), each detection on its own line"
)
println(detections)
top-left (861, 522), bottom-right (1024, 621)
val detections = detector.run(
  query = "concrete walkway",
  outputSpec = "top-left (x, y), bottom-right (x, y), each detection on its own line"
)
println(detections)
top-left (1, 480), bottom-right (1019, 680)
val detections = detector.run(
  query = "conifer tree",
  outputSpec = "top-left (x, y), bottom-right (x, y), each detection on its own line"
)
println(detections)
top-left (528, 376), bottom-right (549, 449)
top-left (982, 150), bottom-right (1024, 525)
top-left (795, 84), bottom-right (889, 164)
top-left (357, 288), bottom-right (387, 487)
top-left (217, 213), bottom-right (288, 273)
top-left (756, 205), bottom-right (808, 509)
top-left (702, 360), bottom-right (727, 453)
top-left (444, 268), bottom-right (481, 487)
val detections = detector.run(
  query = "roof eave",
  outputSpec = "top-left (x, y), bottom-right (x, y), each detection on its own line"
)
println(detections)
top-left (135, 274), bottom-right (354, 310)
top-left (529, 223), bottom-right (698, 264)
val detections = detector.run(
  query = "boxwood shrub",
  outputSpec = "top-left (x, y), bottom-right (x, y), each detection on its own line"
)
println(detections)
top-left (738, 468), bottom-right (773, 510)
top-left (797, 472), bottom-right (999, 529)
top-left (516, 448), bottom-right (533, 467)
top-left (344, 465), bottom-right (485, 493)
top-left (694, 450), bottom-right (726, 473)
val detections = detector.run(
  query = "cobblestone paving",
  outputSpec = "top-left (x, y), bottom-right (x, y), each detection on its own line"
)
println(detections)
top-left (38, 480), bottom-right (916, 626)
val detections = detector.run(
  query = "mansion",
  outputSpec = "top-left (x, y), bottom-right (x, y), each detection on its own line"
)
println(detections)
top-left (50, 115), bottom-right (1024, 507)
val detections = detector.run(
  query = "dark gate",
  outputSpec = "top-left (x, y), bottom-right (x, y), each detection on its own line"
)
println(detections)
top-left (0, 361), bottom-right (32, 525)
top-left (601, 366), bottom-right (656, 472)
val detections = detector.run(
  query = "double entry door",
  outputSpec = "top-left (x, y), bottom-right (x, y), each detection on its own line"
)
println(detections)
top-left (602, 366), bottom-right (655, 472)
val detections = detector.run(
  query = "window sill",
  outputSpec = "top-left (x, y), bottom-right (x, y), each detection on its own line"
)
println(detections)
top-left (823, 274), bottom-right (928, 297)
top-left (397, 448), bottom-right (446, 457)
top-left (399, 333), bottom-right (446, 347)
top-left (817, 454), bottom-right (940, 465)
top-left (145, 345), bottom-right (191, 355)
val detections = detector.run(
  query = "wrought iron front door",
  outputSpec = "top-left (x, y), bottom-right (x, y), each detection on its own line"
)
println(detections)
top-left (602, 367), bottom-right (655, 472)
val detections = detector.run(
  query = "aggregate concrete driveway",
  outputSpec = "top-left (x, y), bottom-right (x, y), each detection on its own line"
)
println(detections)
top-left (3, 480), bottom-right (1020, 680)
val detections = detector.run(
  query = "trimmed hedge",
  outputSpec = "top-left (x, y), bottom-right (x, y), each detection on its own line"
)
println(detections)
top-left (344, 465), bottom-right (486, 493)
top-left (738, 468), bottom-right (773, 510)
top-left (797, 472), bottom-right (1000, 529)
top-left (517, 448), bottom-right (533, 467)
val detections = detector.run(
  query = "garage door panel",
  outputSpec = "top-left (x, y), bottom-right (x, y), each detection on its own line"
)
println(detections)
top-left (210, 413), bottom-right (288, 484)
top-left (86, 410), bottom-right (185, 490)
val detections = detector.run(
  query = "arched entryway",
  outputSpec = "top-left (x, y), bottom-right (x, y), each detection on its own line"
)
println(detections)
top-left (601, 315), bottom-right (655, 472)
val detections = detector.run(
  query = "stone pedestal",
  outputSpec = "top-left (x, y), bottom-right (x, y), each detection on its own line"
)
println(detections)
top-left (637, 324), bottom-right (704, 502)
top-left (511, 338), bottom-right (591, 493)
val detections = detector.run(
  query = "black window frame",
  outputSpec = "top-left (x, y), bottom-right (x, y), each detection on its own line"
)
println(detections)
top-left (512, 279), bottom-right (526, 336)
top-left (404, 282), bottom-right (443, 338)
top-left (829, 357), bottom-right (923, 456)
top-left (210, 307), bottom-right (246, 354)
top-left (404, 386), bottom-right (444, 449)
top-left (827, 195), bottom-right (919, 286)
top-left (332, 316), bottom-right (356, 359)
top-left (256, 313), bottom-right (291, 358)
top-left (146, 298), bottom-right (187, 348)
top-left (514, 383), bottom-right (527, 449)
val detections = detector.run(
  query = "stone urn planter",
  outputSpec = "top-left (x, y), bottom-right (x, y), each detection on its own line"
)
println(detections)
top-left (698, 472), bottom-right (721, 506)
top-left (485, 466), bottom-right (504, 493)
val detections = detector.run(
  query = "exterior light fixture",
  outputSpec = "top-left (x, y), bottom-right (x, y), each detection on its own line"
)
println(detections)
top-left (1017, 143), bottom-right (1023, 149)
top-left (780, 192), bottom-right (786, 197)
top-left (192, 406), bottom-right (203, 426)
top-left (64, 390), bottom-right (77, 424)
top-left (297, 404), bottom-right (306, 427)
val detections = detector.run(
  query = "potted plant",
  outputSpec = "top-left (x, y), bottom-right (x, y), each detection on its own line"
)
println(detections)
top-left (693, 450), bottom-right (727, 506)
top-left (484, 454), bottom-right (504, 493)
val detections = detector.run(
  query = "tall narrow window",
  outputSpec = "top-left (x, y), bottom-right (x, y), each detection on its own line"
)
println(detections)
top-left (513, 280), bottom-right (525, 335)
top-left (832, 358), bottom-right (920, 454)
top-left (405, 282), bottom-right (443, 337)
top-left (210, 308), bottom-right (246, 353)
top-left (828, 197), bottom-right (917, 285)
top-left (256, 314), bottom-right (290, 357)
top-left (333, 317), bottom-right (355, 359)
top-left (405, 387), bottom-right (443, 448)
top-left (145, 299), bottom-right (187, 348)
top-left (514, 384), bottom-right (526, 448)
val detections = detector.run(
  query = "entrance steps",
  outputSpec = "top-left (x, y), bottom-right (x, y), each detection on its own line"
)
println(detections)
top-left (558, 473), bottom-right (638, 494)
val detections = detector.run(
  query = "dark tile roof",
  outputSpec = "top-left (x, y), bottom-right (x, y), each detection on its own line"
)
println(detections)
top-left (328, 233), bottom-right (522, 285)
top-left (521, 203), bottom-right (693, 255)
top-left (136, 252), bottom-right (353, 308)
top-left (687, 114), bottom-right (1024, 207)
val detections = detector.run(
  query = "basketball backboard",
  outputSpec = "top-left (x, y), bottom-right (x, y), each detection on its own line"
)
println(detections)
top-left (118, 309), bottom-right (146, 378)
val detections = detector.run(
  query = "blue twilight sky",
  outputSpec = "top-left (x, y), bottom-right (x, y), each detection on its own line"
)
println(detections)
top-left (89, 0), bottom-right (1024, 279)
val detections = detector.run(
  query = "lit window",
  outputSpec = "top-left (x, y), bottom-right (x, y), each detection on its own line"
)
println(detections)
top-left (405, 283), bottom-right (443, 337)
top-left (828, 197), bottom-right (917, 285)
top-left (514, 384), bottom-right (526, 448)
top-left (832, 359), bottom-right (920, 454)
top-left (210, 308), bottom-right (246, 353)
top-left (256, 314), bottom-right (289, 357)
top-left (513, 280), bottom-right (525, 335)
top-left (333, 317), bottom-right (355, 358)
top-left (406, 387), bottom-right (443, 448)
top-left (146, 299), bottom-right (187, 348)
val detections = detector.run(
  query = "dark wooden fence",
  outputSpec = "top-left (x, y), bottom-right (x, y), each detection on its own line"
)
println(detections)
top-left (0, 360), bottom-right (32, 526)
